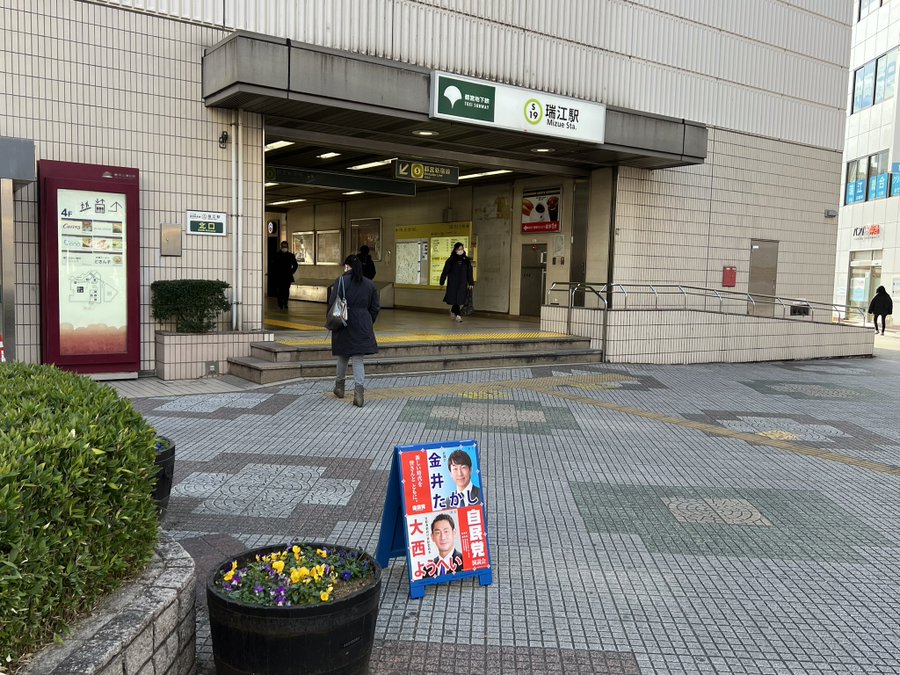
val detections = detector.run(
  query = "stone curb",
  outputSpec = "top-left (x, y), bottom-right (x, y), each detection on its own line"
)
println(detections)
top-left (19, 533), bottom-right (196, 675)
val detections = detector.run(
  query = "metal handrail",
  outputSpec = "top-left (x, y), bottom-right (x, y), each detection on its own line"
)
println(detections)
top-left (545, 282), bottom-right (868, 323)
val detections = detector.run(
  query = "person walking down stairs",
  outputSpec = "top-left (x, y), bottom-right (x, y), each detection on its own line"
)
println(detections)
top-left (439, 241), bottom-right (474, 323)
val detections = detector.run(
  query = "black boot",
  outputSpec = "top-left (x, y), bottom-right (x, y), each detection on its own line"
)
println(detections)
top-left (333, 379), bottom-right (345, 399)
top-left (353, 384), bottom-right (364, 408)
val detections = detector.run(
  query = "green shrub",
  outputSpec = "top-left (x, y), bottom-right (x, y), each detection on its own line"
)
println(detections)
top-left (150, 279), bottom-right (231, 332)
top-left (0, 363), bottom-right (159, 670)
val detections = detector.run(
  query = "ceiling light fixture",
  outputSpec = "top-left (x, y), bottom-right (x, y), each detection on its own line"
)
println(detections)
top-left (267, 198), bottom-right (307, 206)
top-left (316, 152), bottom-right (342, 159)
top-left (264, 182), bottom-right (279, 187)
top-left (346, 158), bottom-right (396, 171)
top-left (458, 169), bottom-right (513, 180)
top-left (264, 140), bottom-right (295, 152)
top-left (342, 191), bottom-right (365, 196)
top-left (412, 130), bottom-right (439, 137)
top-left (531, 147), bottom-right (555, 153)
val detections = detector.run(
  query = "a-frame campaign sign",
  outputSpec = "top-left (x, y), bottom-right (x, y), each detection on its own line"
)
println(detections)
top-left (376, 440), bottom-right (492, 599)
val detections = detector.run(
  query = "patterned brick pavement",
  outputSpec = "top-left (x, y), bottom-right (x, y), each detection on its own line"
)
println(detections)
top-left (124, 354), bottom-right (900, 674)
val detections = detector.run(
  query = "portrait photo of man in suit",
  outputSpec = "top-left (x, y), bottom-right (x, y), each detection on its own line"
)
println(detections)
top-left (423, 513), bottom-right (464, 578)
top-left (448, 449), bottom-right (481, 505)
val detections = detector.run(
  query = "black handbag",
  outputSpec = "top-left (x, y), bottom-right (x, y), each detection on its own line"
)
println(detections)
top-left (461, 288), bottom-right (475, 316)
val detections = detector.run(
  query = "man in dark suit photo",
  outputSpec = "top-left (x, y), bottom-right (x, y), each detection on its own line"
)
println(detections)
top-left (423, 513), bottom-right (464, 578)
top-left (448, 449), bottom-right (481, 505)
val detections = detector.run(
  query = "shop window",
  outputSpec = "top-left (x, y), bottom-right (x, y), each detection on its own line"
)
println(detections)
top-left (852, 49), bottom-right (898, 112)
top-left (859, 0), bottom-right (881, 21)
top-left (868, 150), bottom-right (890, 200)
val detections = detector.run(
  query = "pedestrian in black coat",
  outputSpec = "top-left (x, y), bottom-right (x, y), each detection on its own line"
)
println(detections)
top-left (273, 241), bottom-right (298, 310)
top-left (328, 255), bottom-right (379, 407)
top-left (868, 285), bottom-right (893, 335)
top-left (439, 241), bottom-right (474, 322)
top-left (358, 245), bottom-right (377, 280)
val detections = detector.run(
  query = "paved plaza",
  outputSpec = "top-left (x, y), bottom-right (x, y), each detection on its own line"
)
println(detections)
top-left (117, 338), bottom-right (900, 675)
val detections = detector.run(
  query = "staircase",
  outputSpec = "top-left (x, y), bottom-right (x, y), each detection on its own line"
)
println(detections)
top-left (227, 335), bottom-right (603, 384)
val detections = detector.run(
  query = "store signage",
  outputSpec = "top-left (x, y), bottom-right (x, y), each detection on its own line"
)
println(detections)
top-left (521, 187), bottom-right (561, 233)
top-left (186, 210), bottom-right (226, 236)
top-left (430, 72), bottom-right (606, 144)
top-left (869, 173), bottom-right (889, 200)
top-left (376, 440), bottom-right (493, 599)
top-left (850, 223), bottom-right (884, 251)
top-left (393, 159), bottom-right (459, 185)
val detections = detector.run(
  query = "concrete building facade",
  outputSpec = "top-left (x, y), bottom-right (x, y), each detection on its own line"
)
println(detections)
top-left (0, 1), bottom-right (852, 374)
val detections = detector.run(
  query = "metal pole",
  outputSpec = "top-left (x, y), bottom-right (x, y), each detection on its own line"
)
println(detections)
top-left (601, 167), bottom-right (618, 362)
top-left (0, 179), bottom-right (15, 361)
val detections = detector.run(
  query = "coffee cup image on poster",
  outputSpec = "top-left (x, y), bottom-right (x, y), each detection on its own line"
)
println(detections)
top-left (521, 187), bottom-right (561, 233)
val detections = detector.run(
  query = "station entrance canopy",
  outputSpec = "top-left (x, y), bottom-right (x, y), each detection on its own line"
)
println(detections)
top-left (202, 32), bottom-right (707, 178)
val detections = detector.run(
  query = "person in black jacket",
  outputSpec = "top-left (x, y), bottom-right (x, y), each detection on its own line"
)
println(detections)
top-left (328, 255), bottom-right (380, 407)
top-left (868, 285), bottom-right (893, 335)
top-left (358, 245), bottom-right (377, 280)
top-left (439, 241), bottom-right (474, 322)
top-left (273, 241), bottom-right (298, 310)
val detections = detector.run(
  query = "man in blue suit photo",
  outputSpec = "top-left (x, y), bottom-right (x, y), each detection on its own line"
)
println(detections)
top-left (423, 513), bottom-right (464, 578)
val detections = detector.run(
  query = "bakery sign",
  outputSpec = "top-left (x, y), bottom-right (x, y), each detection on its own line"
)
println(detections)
top-left (430, 72), bottom-right (606, 144)
top-left (850, 223), bottom-right (884, 250)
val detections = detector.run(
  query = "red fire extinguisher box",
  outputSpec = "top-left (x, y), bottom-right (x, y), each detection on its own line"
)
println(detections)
top-left (722, 266), bottom-right (737, 288)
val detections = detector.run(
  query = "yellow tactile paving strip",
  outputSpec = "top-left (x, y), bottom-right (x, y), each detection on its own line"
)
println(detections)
top-left (265, 319), bottom-right (326, 331)
top-left (338, 372), bottom-right (900, 479)
top-left (278, 331), bottom-right (568, 346)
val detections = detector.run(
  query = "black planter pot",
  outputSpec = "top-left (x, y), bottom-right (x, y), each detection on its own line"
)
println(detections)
top-left (206, 543), bottom-right (382, 675)
top-left (153, 436), bottom-right (175, 519)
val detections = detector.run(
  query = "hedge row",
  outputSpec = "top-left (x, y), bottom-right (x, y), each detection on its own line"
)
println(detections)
top-left (0, 363), bottom-right (159, 670)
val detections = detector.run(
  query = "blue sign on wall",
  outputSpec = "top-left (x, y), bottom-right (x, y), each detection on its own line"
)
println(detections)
top-left (892, 173), bottom-right (900, 197)
top-left (854, 179), bottom-right (868, 203)
top-left (874, 173), bottom-right (889, 200)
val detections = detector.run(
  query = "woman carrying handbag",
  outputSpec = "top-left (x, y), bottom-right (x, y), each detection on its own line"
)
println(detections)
top-left (327, 255), bottom-right (380, 407)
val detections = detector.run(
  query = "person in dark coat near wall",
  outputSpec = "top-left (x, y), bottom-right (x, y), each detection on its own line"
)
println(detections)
top-left (328, 255), bottom-right (380, 407)
top-left (273, 241), bottom-right (298, 310)
top-left (868, 285), bottom-right (893, 335)
top-left (358, 245), bottom-right (377, 280)
top-left (439, 241), bottom-right (474, 322)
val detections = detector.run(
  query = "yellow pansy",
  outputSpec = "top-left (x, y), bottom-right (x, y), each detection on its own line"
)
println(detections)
top-left (223, 570), bottom-right (234, 582)
top-left (290, 567), bottom-right (303, 584)
top-left (316, 548), bottom-right (328, 558)
top-left (272, 560), bottom-right (285, 574)
top-left (292, 545), bottom-right (301, 556)
top-left (320, 591), bottom-right (330, 602)
top-left (296, 566), bottom-right (310, 580)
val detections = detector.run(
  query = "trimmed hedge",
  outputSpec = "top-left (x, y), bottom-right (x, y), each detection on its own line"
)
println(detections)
top-left (150, 279), bottom-right (230, 332)
top-left (0, 363), bottom-right (159, 670)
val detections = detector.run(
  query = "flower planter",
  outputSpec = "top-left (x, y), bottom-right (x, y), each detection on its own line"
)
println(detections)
top-left (206, 543), bottom-right (382, 675)
top-left (153, 436), bottom-right (175, 519)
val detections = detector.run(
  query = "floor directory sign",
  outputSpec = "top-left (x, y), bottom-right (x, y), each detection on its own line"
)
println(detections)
top-left (38, 161), bottom-right (141, 375)
top-left (376, 440), bottom-right (492, 599)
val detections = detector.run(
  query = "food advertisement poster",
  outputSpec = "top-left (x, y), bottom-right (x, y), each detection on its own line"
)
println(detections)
top-left (521, 187), bottom-right (561, 233)
top-left (398, 440), bottom-right (490, 583)
top-left (57, 188), bottom-right (127, 355)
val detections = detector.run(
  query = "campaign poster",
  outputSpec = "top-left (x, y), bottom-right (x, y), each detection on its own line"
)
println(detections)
top-left (521, 187), bottom-right (561, 233)
top-left (398, 440), bottom-right (490, 584)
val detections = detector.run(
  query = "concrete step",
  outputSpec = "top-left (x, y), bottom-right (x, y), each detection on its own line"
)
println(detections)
top-left (228, 348), bottom-right (604, 385)
top-left (249, 336), bottom-right (593, 363)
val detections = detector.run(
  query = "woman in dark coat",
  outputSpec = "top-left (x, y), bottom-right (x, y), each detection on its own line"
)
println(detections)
top-left (439, 241), bottom-right (474, 322)
top-left (868, 285), bottom-right (893, 335)
top-left (328, 255), bottom-right (379, 407)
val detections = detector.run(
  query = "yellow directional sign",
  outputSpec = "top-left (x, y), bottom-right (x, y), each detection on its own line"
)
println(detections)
top-left (393, 159), bottom-right (459, 185)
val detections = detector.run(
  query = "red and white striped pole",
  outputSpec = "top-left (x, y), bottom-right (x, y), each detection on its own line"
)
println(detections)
top-left (0, 334), bottom-right (5, 363)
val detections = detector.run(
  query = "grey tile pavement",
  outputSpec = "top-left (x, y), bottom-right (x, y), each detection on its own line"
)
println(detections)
top-left (114, 348), bottom-right (900, 674)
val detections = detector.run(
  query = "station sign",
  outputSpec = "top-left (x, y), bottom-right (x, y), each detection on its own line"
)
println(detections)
top-left (430, 71), bottom-right (606, 144)
top-left (186, 210), bottom-right (226, 236)
top-left (393, 159), bottom-right (459, 185)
